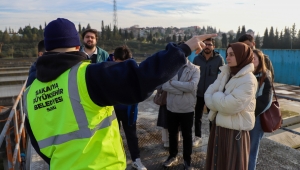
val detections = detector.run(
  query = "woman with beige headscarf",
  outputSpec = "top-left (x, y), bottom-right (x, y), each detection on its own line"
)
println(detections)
top-left (204, 42), bottom-right (257, 170)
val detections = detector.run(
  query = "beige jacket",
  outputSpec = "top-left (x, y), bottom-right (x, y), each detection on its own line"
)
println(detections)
top-left (162, 60), bottom-right (200, 113)
top-left (204, 63), bottom-right (257, 131)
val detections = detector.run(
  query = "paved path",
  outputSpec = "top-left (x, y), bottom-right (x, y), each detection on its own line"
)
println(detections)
top-left (28, 92), bottom-right (300, 170)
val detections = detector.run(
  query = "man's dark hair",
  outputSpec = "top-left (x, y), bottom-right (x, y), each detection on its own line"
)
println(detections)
top-left (114, 45), bottom-right (132, 61)
top-left (203, 38), bottom-right (215, 45)
top-left (81, 29), bottom-right (98, 40)
top-left (38, 40), bottom-right (45, 52)
top-left (238, 34), bottom-right (254, 42)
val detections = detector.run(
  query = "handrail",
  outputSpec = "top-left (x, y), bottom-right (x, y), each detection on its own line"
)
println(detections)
top-left (0, 80), bottom-right (27, 170)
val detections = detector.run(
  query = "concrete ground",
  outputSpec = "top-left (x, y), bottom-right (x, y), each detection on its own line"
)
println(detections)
top-left (27, 85), bottom-right (300, 170)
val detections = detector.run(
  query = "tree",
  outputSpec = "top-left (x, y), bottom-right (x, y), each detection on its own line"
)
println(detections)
top-left (101, 20), bottom-right (105, 40)
top-left (283, 27), bottom-right (291, 49)
top-left (241, 25), bottom-right (246, 36)
top-left (296, 30), bottom-right (300, 49)
top-left (12, 34), bottom-right (20, 42)
top-left (113, 25), bottom-right (118, 39)
top-left (290, 23), bottom-right (296, 49)
top-left (184, 35), bottom-right (187, 41)
top-left (124, 30), bottom-right (128, 40)
top-left (152, 38), bottom-right (156, 44)
top-left (147, 31), bottom-right (153, 42)
top-left (137, 31), bottom-right (141, 41)
top-left (255, 34), bottom-right (261, 48)
top-left (165, 28), bottom-right (172, 35)
top-left (78, 23), bottom-right (82, 33)
top-left (274, 28), bottom-right (279, 49)
top-left (106, 25), bottom-right (111, 40)
top-left (118, 28), bottom-right (122, 38)
top-left (129, 31), bottom-right (134, 40)
top-left (22, 34), bottom-right (29, 42)
top-left (278, 30), bottom-right (283, 48)
top-left (86, 23), bottom-right (91, 29)
top-left (2, 30), bottom-right (10, 43)
top-left (7, 46), bottom-right (14, 58)
top-left (214, 38), bottom-right (222, 48)
top-left (18, 27), bottom-right (23, 34)
top-left (178, 35), bottom-right (182, 42)
top-left (221, 33), bottom-right (227, 48)
top-left (81, 27), bottom-right (86, 35)
top-left (235, 26), bottom-right (241, 41)
top-left (165, 36), bottom-right (171, 43)
top-left (228, 34), bottom-right (234, 43)
top-left (262, 28), bottom-right (269, 48)
top-left (172, 34), bottom-right (176, 42)
top-left (269, 27), bottom-right (275, 48)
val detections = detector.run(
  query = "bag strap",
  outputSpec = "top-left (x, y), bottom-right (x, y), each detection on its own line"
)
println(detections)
top-left (271, 83), bottom-right (278, 102)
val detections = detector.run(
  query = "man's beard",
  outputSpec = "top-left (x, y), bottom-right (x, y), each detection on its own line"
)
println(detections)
top-left (204, 48), bottom-right (212, 54)
top-left (84, 42), bottom-right (96, 49)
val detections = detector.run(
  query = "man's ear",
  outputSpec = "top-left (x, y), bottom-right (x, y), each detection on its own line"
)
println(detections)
top-left (38, 52), bottom-right (43, 57)
top-left (75, 46), bottom-right (80, 51)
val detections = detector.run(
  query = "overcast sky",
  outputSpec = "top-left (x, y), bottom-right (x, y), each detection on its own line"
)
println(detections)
top-left (0, 0), bottom-right (298, 36)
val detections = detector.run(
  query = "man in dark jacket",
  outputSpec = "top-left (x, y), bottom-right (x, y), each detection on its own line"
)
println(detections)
top-left (192, 38), bottom-right (224, 147)
top-left (238, 34), bottom-right (274, 81)
top-left (24, 18), bottom-right (217, 169)
top-left (80, 28), bottom-right (109, 63)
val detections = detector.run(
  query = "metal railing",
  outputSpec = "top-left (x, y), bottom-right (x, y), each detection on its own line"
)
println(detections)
top-left (0, 81), bottom-right (27, 170)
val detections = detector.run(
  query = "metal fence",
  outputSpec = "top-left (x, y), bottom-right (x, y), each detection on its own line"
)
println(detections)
top-left (211, 49), bottom-right (300, 86)
top-left (0, 81), bottom-right (27, 170)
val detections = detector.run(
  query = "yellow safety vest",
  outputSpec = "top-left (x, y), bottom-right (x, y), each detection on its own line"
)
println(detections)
top-left (24, 61), bottom-right (126, 170)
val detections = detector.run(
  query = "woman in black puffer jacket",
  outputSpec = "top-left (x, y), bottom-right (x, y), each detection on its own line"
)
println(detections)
top-left (248, 49), bottom-right (272, 170)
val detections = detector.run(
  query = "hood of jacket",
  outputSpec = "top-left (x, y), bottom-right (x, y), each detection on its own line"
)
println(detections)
top-left (35, 51), bottom-right (87, 82)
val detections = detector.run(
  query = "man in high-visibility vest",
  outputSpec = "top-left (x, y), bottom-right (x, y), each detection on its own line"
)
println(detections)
top-left (24, 18), bottom-right (216, 170)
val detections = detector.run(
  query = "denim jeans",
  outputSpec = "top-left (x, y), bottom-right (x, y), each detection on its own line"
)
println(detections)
top-left (248, 116), bottom-right (264, 170)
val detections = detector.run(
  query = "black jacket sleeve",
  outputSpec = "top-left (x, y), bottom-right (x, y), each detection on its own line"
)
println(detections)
top-left (86, 43), bottom-right (189, 106)
top-left (255, 77), bottom-right (272, 117)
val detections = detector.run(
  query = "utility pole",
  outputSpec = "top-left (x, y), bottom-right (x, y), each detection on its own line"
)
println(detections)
top-left (113, 0), bottom-right (118, 27)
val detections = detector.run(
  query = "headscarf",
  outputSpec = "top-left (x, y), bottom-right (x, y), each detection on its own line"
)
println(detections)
top-left (227, 42), bottom-right (254, 75)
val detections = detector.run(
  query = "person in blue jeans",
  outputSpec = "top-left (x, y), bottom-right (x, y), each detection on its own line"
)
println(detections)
top-left (112, 46), bottom-right (147, 170)
top-left (249, 49), bottom-right (272, 170)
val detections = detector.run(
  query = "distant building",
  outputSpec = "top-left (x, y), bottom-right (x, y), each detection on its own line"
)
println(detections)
top-left (8, 33), bottom-right (23, 37)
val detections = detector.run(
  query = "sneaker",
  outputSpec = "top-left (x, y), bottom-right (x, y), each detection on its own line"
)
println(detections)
top-left (163, 141), bottom-right (169, 148)
top-left (184, 161), bottom-right (194, 170)
top-left (132, 158), bottom-right (147, 170)
top-left (192, 136), bottom-right (202, 147)
top-left (163, 156), bottom-right (178, 167)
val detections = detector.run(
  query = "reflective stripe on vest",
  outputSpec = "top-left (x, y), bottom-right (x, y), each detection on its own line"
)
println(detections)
top-left (24, 62), bottom-right (116, 149)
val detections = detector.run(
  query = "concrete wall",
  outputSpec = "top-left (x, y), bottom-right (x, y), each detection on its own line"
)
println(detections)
top-left (188, 49), bottom-right (300, 86)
